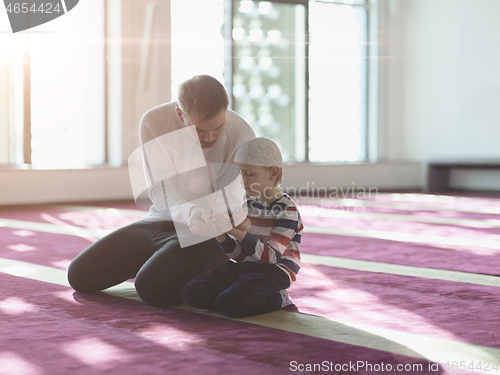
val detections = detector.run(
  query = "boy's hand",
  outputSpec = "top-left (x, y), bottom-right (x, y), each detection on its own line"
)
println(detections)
top-left (227, 227), bottom-right (247, 242)
top-left (215, 234), bottom-right (228, 243)
top-left (211, 211), bottom-right (251, 242)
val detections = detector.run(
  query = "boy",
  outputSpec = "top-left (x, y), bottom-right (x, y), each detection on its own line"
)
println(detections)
top-left (182, 137), bottom-right (303, 318)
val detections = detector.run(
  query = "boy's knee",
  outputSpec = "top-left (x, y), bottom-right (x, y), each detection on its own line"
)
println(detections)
top-left (180, 281), bottom-right (194, 305)
top-left (181, 280), bottom-right (207, 308)
top-left (214, 293), bottom-right (246, 319)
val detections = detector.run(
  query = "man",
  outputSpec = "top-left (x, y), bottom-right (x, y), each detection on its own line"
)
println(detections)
top-left (67, 75), bottom-right (255, 307)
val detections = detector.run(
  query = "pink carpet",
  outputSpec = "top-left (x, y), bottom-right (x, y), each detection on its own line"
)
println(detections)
top-left (2, 193), bottom-right (500, 374)
top-left (0, 274), bottom-right (431, 375)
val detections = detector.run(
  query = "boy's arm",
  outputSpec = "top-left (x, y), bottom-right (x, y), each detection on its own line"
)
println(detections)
top-left (236, 204), bottom-right (303, 265)
top-left (215, 232), bottom-right (248, 261)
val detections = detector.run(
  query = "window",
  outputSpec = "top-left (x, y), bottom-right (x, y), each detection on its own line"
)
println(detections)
top-left (230, 0), bottom-right (307, 162)
top-left (308, 0), bottom-right (369, 162)
top-left (0, 0), bottom-right (105, 168)
top-left (229, 0), bottom-right (371, 163)
top-left (171, 0), bottom-right (374, 163)
top-left (173, 0), bottom-right (373, 163)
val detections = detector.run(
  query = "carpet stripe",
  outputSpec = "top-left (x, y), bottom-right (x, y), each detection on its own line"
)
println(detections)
top-left (3, 216), bottom-right (500, 252)
top-left (305, 225), bottom-right (500, 250)
top-left (1, 257), bottom-right (499, 374)
top-left (0, 218), bottom-right (111, 238)
top-left (297, 197), bottom-right (500, 215)
top-left (55, 203), bottom-right (500, 228)
top-left (3, 217), bottom-right (500, 284)
top-left (57, 195), bottom-right (500, 216)
top-left (301, 254), bottom-right (500, 287)
top-left (300, 204), bottom-right (500, 228)
top-left (0, 257), bottom-right (71, 287)
top-left (51, 205), bottom-right (147, 218)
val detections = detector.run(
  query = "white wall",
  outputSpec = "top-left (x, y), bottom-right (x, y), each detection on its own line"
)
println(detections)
top-left (281, 162), bottom-right (421, 193)
top-left (0, 167), bottom-right (133, 205)
top-left (394, 0), bottom-right (500, 189)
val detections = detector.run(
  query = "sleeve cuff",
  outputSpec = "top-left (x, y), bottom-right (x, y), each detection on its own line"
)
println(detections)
top-left (239, 232), bottom-right (259, 255)
top-left (217, 235), bottom-right (236, 253)
top-left (168, 202), bottom-right (196, 224)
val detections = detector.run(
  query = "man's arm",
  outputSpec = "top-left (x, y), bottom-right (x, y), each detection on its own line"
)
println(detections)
top-left (140, 105), bottom-right (211, 225)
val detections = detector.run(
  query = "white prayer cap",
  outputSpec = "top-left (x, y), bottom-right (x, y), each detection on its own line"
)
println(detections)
top-left (234, 137), bottom-right (283, 168)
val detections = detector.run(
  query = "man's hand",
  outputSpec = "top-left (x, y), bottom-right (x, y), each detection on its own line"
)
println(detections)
top-left (228, 206), bottom-right (248, 228)
top-left (188, 206), bottom-right (250, 239)
top-left (188, 208), bottom-right (230, 237)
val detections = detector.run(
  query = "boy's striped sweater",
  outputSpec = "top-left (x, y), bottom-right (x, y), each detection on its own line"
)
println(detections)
top-left (217, 193), bottom-right (303, 284)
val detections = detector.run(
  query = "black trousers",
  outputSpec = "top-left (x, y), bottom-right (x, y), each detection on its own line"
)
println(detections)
top-left (67, 220), bottom-right (229, 307)
top-left (182, 261), bottom-right (290, 318)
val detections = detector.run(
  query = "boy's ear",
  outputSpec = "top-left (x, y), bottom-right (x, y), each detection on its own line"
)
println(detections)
top-left (269, 166), bottom-right (280, 180)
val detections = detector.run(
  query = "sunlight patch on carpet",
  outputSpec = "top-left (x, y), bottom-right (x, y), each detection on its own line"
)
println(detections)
top-left (0, 351), bottom-right (43, 375)
top-left (60, 337), bottom-right (132, 370)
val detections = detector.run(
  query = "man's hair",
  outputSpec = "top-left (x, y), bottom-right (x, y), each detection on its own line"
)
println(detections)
top-left (177, 75), bottom-right (229, 121)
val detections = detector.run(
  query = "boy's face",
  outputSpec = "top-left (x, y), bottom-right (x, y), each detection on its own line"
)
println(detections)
top-left (237, 163), bottom-right (275, 199)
